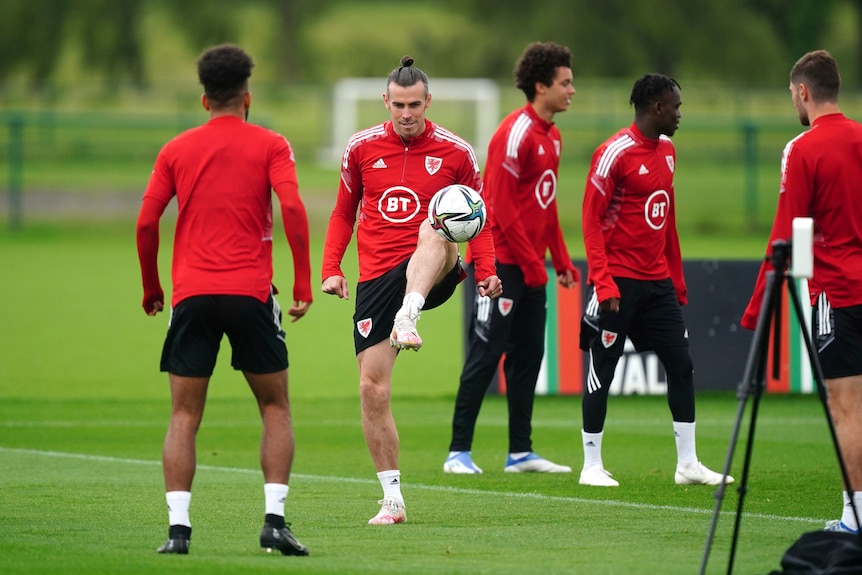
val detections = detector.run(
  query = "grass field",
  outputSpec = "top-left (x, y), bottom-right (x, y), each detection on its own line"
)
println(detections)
top-left (0, 156), bottom-right (782, 261)
top-left (0, 223), bottom-right (843, 574)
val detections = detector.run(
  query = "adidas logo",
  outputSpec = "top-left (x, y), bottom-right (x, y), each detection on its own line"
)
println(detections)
top-left (638, 164), bottom-right (649, 175)
top-left (585, 441), bottom-right (596, 447)
top-left (389, 478), bottom-right (399, 485)
top-left (538, 144), bottom-right (545, 155)
top-left (372, 158), bottom-right (387, 169)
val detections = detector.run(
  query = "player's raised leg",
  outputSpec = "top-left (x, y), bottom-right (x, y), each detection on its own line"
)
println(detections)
top-left (390, 222), bottom-right (459, 351)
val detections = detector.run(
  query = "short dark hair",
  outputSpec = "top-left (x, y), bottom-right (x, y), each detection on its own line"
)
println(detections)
top-left (791, 50), bottom-right (840, 103)
top-left (387, 55), bottom-right (429, 98)
top-left (629, 73), bottom-right (680, 112)
top-left (514, 42), bottom-right (572, 102)
top-left (197, 44), bottom-right (254, 107)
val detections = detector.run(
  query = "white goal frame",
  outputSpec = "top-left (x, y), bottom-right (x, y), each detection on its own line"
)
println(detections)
top-left (320, 77), bottom-right (500, 166)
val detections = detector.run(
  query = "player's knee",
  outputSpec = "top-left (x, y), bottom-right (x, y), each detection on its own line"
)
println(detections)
top-left (359, 375), bottom-right (391, 403)
top-left (588, 348), bottom-right (624, 381)
top-left (662, 347), bottom-right (693, 382)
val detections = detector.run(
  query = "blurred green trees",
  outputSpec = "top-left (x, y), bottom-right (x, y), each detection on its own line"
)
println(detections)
top-left (0, 0), bottom-right (855, 88)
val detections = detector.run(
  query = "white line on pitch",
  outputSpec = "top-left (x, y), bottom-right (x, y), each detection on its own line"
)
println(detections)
top-left (0, 446), bottom-right (825, 525)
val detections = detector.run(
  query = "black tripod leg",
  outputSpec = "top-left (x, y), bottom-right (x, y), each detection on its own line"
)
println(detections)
top-left (727, 369), bottom-right (766, 575)
top-left (698, 378), bottom-right (758, 575)
top-left (786, 279), bottom-right (862, 542)
top-left (699, 268), bottom-right (779, 575)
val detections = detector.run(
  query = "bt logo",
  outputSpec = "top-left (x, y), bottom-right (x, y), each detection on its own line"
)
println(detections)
top-left (534, 169), bottom-right (557, 209)
top-left (378, 186), bottom-right (421, 223)
top-left (644, 190), bottom-right (670, 230)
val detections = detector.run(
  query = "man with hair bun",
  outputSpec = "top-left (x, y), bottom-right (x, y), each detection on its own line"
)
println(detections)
top-left (578, 73), bottom-right (732, 488)
top-left (137, 43), bottom-right (311, 556)
top-left (321, 55), bottom-right (501, 525)
top-left (444, 41), bottom-right (578, 476)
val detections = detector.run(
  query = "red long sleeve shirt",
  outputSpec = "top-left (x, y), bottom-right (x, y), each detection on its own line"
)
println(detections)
top-left (582, 123), bottom-right (686, 304)
top-left (478, 104), bottom-right (576, 287)
top-left (741, 113), bottom-right (862, 329)
top-left (322, 119), bottom-right (495, 284)
top-left (136, 115), bottom-right (312, 307)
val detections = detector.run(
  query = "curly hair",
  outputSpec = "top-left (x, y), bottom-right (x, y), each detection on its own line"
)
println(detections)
top-left (629, 74), bottom-right (680, 112)
top-left (514, 42), bottom-right (572, 102)
top-left (197, 44), bottom-right (254, 108)
top-left (387, 55), bottom-right (429, 98)
top-left (791, 50), bottom-right (840, 103)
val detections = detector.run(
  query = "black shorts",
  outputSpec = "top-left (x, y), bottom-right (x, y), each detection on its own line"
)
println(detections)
top-left (352, 257), bottom-right (466, 354)
top-left (160, 294), bottom-right (288, 377)
top-left (813, 295), bottom-right (862, 379)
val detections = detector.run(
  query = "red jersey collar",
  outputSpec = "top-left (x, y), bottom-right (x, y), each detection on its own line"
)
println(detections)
top-left (523, 103), bottom-right (554, 131)
top-left (627, 122), bottom-right (660, 149)
top-left (812, 112), bottom-right (846, 127)
top-left (385, 118), bottom-right (436, 144)
top-left (207, 115), bottom-right (245, 126)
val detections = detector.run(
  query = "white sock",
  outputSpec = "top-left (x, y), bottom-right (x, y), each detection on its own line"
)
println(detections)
top-left (264, 483), bottom-right (289, 517)
top-left (673, 421), bottom-right (698, 467)
top-left (448, 451), bottom-right (464, 459)
top-left (841, 491), bottom-right (862, 530)
top-left (166, 491), bottom-right (191, 527)
top-left (377, 470), bottom-right (403, 503)
top-left (582, 430), bottom-right (604, 469)
top-left (402, 292), bottom-right (425, 317)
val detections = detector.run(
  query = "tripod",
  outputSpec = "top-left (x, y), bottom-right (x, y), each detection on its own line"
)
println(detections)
top-left (699, 239), bottom-right (861, 575)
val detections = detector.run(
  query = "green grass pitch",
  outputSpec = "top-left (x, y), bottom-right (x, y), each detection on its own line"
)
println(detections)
top-left (0, 222), bottom-right (841, 574)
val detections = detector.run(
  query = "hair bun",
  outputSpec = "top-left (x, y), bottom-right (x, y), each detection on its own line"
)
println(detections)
top-left (400, 55), bottom-right (414, 68)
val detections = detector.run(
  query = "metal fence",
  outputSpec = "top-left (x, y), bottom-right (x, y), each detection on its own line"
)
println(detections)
top-left (0, 78), bottom-right (844, 232)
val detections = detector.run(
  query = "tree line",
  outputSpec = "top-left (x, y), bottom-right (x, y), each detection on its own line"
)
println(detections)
top-left (0, 0), bottom-right (857, 90)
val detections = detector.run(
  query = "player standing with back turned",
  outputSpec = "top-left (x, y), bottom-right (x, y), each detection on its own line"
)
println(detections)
top-left (136, 44), bottom-right (312, 556)
top-left (742, 50), bottom-right (862, 535)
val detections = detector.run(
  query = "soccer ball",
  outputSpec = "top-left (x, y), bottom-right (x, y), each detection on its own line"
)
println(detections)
top-left (427, 184), bottom-right (487, 243)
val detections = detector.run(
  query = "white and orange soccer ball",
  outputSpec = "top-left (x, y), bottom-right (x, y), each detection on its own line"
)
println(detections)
top-left (427, 184), bottom-right (487, 243)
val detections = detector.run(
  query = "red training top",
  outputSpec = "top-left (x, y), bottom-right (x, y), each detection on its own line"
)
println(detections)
top-left (137, 115), bottom-right (312, 307)
top-left (322, 119), bottom-right (495, 283)
top-left (741, 113), bottom-right (862, 329)
top-left (582, 123), bottom-right (686, 305)
top-left (477, 104), bottom-right (577, 288)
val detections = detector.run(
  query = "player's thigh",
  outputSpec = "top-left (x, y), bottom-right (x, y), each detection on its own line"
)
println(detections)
top-left (160, 295), bottom-right (223, 377)
top-left (510, 286), bottom-right (547, 355)
top-left (221, 295), bottom-right (288, 374)
top-left (168, 374), bottom-right (210, 418)
top-left (629, 279), bottom-right (689, 350)
top-left (815, 300), bottom-right (862, 379)
top-left (467, 263), bottom-right (525, 344)
top-left (353, 264), bottom-right (408, 354)
top-left (356, 339), bottom-right (398, 387)
top-left (593, 277), bottom-right (642, 352)
top-left (425, 256), bottom-right (467, 310)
